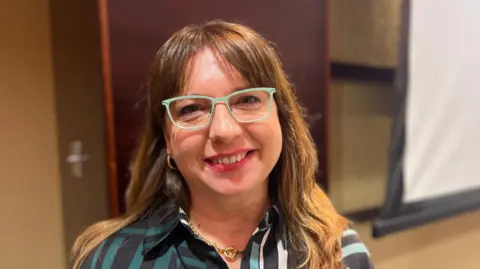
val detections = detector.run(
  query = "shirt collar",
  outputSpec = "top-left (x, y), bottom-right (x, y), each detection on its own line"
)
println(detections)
top-left (141, 204), bottom-right (285, 256)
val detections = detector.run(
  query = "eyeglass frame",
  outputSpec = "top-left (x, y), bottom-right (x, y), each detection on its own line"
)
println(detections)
top-left (161, 87), bottom-right (276, 130)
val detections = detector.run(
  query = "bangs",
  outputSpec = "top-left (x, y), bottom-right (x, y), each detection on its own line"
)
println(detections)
top-left (176, 22), bottom-right (278, 96)
top-left (203, 25), bottom-right (277, 89)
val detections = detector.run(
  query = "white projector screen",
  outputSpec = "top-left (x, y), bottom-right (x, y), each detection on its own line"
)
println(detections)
top-left (373, 0), bottom-right (480, 237)
top-left (404, 0), bottom-right (480, 202)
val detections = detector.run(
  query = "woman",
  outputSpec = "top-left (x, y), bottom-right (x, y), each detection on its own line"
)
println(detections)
top-left (72, 20), bottom-right (373, 269)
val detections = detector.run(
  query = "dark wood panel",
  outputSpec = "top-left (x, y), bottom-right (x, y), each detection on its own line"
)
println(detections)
top-left (103, 0), bottom-right (329, 214)
top-left (331, 62), bottom-right (396, 84)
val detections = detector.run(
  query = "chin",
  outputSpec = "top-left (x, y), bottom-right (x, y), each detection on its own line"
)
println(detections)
top-left (205, 176), bottom-right (267, 197)
top-left (212, 188), bottom-right (249, 197)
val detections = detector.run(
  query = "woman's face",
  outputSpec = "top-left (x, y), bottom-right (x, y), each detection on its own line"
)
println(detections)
top-left (164, 48), bottom-right (283, 198)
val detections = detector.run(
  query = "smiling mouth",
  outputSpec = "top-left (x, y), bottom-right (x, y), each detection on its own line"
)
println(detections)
top-left (205, 150), bottom-right (254, 165)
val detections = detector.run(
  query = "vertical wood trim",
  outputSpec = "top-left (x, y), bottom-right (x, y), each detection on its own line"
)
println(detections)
top-left (98, 0), bottom-right (119, 217)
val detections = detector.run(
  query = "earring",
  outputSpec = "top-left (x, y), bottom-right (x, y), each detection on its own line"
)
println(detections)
top-left (167, 155), bottom-right (177, 170)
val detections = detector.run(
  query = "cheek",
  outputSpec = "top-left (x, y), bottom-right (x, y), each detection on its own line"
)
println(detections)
top-left (167, 127), bottom-right (206, 160)
top-left (254, 111), bottom-right (283, 151)
top-left (270, 115), bottom-right (283, 149)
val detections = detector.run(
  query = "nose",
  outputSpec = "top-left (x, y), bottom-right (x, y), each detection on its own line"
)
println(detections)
top-left (208, 103), bottom-right (242, 143)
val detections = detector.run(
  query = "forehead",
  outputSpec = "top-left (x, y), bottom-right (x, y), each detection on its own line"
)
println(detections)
top-left (183, 48), bottom-right (247, 96)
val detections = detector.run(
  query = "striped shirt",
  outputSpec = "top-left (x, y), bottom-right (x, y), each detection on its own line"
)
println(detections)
top-left (82, 205), bottom-right (373, 269)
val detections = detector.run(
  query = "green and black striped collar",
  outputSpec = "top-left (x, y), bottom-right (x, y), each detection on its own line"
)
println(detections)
top-left (123, 204), bottom-right (287, 257)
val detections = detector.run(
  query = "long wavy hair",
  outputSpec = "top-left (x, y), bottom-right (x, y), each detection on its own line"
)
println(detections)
top-left (72, 20), bottom-right (348, 269)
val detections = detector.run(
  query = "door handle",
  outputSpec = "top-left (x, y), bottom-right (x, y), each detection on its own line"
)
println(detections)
top-left (66, 140), bottom-right (89, 179)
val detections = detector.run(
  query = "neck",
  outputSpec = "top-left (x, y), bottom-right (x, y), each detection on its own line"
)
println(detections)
top-left (188, 184), bottom-right (270, 249)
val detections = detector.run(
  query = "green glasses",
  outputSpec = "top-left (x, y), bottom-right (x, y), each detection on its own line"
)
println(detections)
top-left (162, 87), bottom-right (276, 130)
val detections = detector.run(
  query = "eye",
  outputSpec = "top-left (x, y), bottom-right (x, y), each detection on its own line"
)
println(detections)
top-left (179, 104), bottom-right (199, 115)
top-left (239, 95), bottom-right (260, 104)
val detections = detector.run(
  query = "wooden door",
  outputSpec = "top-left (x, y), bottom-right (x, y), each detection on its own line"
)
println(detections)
top-left (50, 0), bottom-right (110, 260)
top-left (100, 0), bottom-right (329, 215)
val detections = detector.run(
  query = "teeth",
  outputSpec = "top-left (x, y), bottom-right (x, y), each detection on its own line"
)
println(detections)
top-left (212, 152), bottom-right (247, 165)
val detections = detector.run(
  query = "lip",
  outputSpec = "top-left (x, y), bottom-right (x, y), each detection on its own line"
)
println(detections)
top-left (205, 150), bottom-right (256, 173)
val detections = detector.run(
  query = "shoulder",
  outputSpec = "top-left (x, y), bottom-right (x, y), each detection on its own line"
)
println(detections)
top-left (80, 221), bottom-right (148, 269)
top-left (340, 228), bottom-right (374, 269)
top-left (80, 208), bottom-right (180, 269)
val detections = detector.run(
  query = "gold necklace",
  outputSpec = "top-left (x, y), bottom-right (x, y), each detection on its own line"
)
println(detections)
top-left (187, 221), bottom-right (244, 260)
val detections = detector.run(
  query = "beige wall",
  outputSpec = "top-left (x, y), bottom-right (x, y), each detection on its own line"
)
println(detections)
top-left (328, 80), bottom-right (392, 212)
top-left (0, 0), bottom-right (66, 268)
top-left (330, 0), bottom-right (401, 67)
top-left (328, 1), bottom-right (480, 269)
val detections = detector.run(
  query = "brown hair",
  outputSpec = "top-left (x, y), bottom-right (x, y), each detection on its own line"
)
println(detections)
top-left (72, 20), bottom-right (348, 269)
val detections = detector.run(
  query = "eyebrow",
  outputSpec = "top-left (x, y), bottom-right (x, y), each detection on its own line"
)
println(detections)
top-left (185, 86), bottom-right (250, 97)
